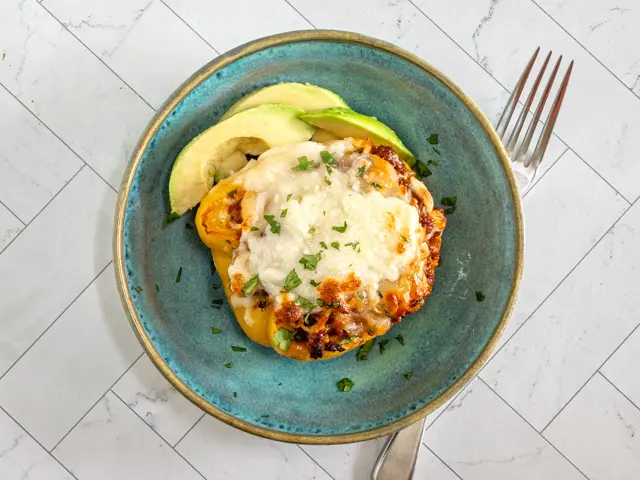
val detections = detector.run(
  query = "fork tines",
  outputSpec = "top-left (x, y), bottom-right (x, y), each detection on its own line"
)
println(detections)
top-left (496, 47), bottom-right (574, 169)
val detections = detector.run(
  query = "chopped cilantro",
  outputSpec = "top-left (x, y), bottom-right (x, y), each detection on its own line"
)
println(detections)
top-left (211, 299), bottom-right (224, 308)
top-left (292, 155), bottom-right (314, 171)
top-left (166, 212), bottom-right (180, 224)
top-left (225, 363), bottom-right (232, 368)
top-left (320, 150), bottom-right (338, 166)
top-left (284, 269), bottom-right (302, 291)
top-left (326, 165), bottom-right (333, 175)
top-left (379, 339), bottom-right (390, 354)
top-left (280, 208), bottom-right (288, 218)
top-left (427, 133), bottom-right (439, 145)
top-left (332, 221), bottom-right (348, 233)
top-left (371, 182), bottom-right (382, 189)
top-left (324, 176), bottom-right (332, 185)
top-left (400, 234), bottom-right (409, 243)
top-left (134, 286), bottom-right (143, 293)
top-left (274, 328), bottom-right (295, 351)
top-left (432, 147), bottom-right (440, 155)
top-left (357, 339), bottom-right (376, 361)
top-left (231, 346), bottom-right (246, 352)
top-left (299, 253), bottom-right (321, 271)
top-left (227, 188), bottom-right (237, 198)
top-left (225, 239), bottom-right (231, 244)
top-left (340, 336), bottom-right (359, 344)
top-left (264, 215), bottom-right (281, 233)
top-left (357, 291), bottom-right (365, 300)
top-left (331, 241), bottom-right (340, 250)
top-left (155, 284), bottom-right (159, 292)
top-left (337, 378), bottom-right (354, 392)
top-left (476, 291), bottom-right (485, 302)
top-left (310, 279), bottom-right (321, 287)
top-left (286, 193), bottom-right (293, 201)
top-left (295, 296), bottom-right (315, 311)
top-left (381, 305), bottom-right (394, 319)
top-left (250, 226), bottom-right (260, 231)
top-left (242, 274), bottom-right (259, 294)
top-left (233, 391), bottom-right (238, 397)
top-left (404, 371), bottom-right (414, 380)
top-left (345, 241), bottom-right (360, 250)
top-left (377, 290), bottom-right (383, 298)
top-left (441, 196), bottom-right (457, 215)
top-left (357, 165), bottom-right (366, 177)
top-left (320, 241), bottom-right (328, 249)
top-left (309, 226), bottom-right (316, 235)
top-left (316, 298), bottom-right (324, 307)
top-left (395, 334), bottom-right (405, 346)
top-left (211, 327), bottom-right (222, 335)
top-left (175, 267), bottom-right (183, 283)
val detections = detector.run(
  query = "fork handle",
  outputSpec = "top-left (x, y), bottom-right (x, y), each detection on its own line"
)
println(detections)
top-left (371, 418), bottom-right (426, 480)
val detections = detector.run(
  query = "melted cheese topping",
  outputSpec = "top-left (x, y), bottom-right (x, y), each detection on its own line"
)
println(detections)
top-left (228, 141), bottom-right (422, 304)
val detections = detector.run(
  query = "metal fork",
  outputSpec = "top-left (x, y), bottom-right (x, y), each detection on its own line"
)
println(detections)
top-left (497, 47), bottom-right (574, 193)
top-left (371, 49), bottom-right (574, 480)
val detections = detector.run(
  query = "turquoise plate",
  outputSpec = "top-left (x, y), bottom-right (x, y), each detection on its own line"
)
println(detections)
top-left (114, 30), bottom-right (523, 444)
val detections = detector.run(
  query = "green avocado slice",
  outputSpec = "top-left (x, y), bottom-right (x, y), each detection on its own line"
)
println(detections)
top-left (169, 104), bottom-right (314, 215)
top-left (220, 83), bottom-right (348, 120)
top-left (300, 107), bottom-right (415, 165)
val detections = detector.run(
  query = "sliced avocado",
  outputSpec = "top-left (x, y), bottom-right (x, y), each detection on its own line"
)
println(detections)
top-left (169, 104), bottom-right (314, 215)
top-left (300, 107), bottom-right (415, 165)
top-left (220, 83), bottom-right (348, 121)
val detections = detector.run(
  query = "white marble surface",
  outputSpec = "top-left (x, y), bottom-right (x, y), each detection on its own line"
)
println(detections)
top-left (0, 0), bottom-right (639, 479)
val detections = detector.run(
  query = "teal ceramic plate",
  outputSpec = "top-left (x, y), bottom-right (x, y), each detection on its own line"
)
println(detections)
top-left (114, 30), bottom-right (523, 444)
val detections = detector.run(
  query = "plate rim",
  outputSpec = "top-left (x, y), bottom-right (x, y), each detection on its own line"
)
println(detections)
top-left (113, 29), bottom-right (524, 445)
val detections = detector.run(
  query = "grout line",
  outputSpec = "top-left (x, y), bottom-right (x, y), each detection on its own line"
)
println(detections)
top-left (477, 378), bottom-right (591, 480)
top-left (159, 0), bottom-right (221, 55)
top-left (529, 0), bottom-right (640, 102)
top-left (283, 0), bottom-right (316, 28)
top-left (424, 444), bottom-right (463, 480)
top-left (0, 83), bottom-right (118, 194)
top-left (406, 0), bottom-right (633, 205)
top-left (0, 259), bottom-right (113, 383)
top-left (0, 405), bottom-right (80, 480)
top-left (598, 371), bottom-right (640, 415)
top-left (569, 146), bottom-right (633, 205)
top-left (173, 412), bottom-right (205, 448)
top-left (476, 198), bottom-right (636, 378)
top-left (50, 352), bottom-right (144, 453)
top-left (0, 164), bottom-right (84, 260)
top-left (110, 389), bottom-right (208, 480)
top-left (297, 445), bottom-right (337, 480)
top-left (521, 146), bottom-right (569, 200)
top-left (36, 2), bottom-right (156, 112)
top-left (541, 321), bottom-right (640, 433)
top-left (0, 200), bottom-right (26, 226)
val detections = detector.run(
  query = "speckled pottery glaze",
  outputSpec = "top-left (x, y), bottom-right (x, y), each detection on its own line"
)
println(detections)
top-left (113, 30), bottom-right (523, 444)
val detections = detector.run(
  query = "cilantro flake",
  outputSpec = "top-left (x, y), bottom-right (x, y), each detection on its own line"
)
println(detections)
top-left (427, 133), bottom-right (439, 145)
top-left (242, 274), bottom-right (259, 294)
top-left (357, 339), bottom-right (376, 361)
top-left (264, 215), bottom-right (281, 233)
top-left (231, 346), bottom-right (246, 352)
top-left (292, 155), bottom-right (314, 171)
top-left (274, 328), bottom-right (295, 351)
top-left (211, 327), bottom-right (222, 335)
top-left (299, 253), bottom-right (321, 271)
top-left (284, 269), bottom-right (302, 291)
top-left (332, 221), bottom-right (347, 233)
top-left (476, 291), bottom-right (485, 302)
top-left (337, 378), bottom-right (354, 392)
top-left (331, 241), bottom-right (340, 250)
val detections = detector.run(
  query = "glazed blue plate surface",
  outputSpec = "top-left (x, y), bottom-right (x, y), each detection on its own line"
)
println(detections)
top-left (114, 31), bottom-right (522, 443)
